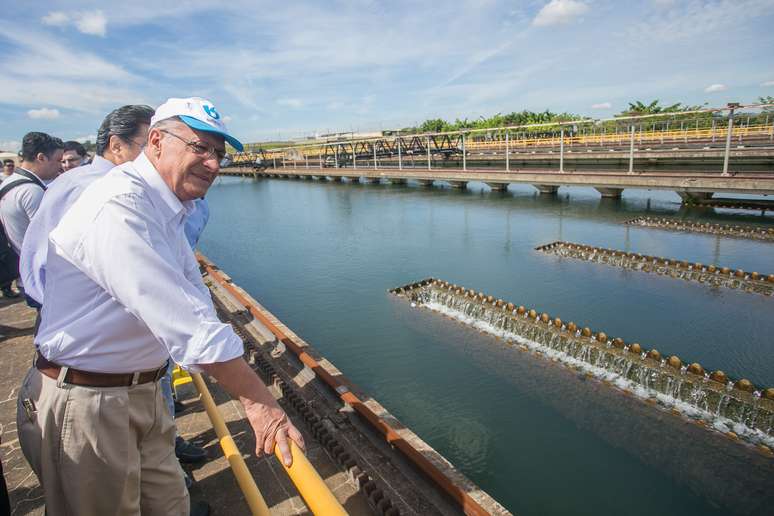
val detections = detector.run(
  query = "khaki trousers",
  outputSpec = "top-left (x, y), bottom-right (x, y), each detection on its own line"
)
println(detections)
top-left (16, 367), bottom-right (189, 516)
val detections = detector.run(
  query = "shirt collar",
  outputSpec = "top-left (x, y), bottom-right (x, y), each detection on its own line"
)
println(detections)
top-left (90, 155), bottom-right (115, 173)
top-left (132, 152), bottom-right (194, 223)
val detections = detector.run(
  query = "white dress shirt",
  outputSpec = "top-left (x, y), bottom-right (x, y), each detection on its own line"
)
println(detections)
top-left (35, 152), bottom-right (243, 373)
top-left (20, 156), bottom-right (114, 303)
top-left (0, 168), bottom-right (47, 254)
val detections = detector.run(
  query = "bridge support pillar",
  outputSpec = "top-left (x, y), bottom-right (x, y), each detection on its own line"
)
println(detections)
top-left (390, 178), bottom-right (407, 185)
top-left (487, 182), bottom-right (508, 192)
top-left (595, 187), bottom-right (623, 199)
top-left (447, 181), bottom-right (468, 189)
top-left (415, 179), bottom-right (434, 187)
top-left (361, 177), bottom-right (380, 184)
top-left (534, 184), bottom-right (559, 195)
top-left (678, 192), bottom-right (714, 205)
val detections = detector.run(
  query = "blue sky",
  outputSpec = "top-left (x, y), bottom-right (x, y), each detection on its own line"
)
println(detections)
top-left (1, 0), bottom-right (773, 149)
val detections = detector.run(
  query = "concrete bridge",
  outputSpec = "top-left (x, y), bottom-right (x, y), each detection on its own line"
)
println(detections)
top-left (220, 166), bottom-right (774, 204)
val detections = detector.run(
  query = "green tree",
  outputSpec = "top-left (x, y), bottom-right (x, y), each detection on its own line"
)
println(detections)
top-left (759, 96), bottom-right (774, 112)
top-left (620, 100), bottom-right (685, 115)
top-left (418, 118), bottom-right (447, 133)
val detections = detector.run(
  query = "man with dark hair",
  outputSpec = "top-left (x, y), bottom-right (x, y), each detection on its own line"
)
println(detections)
top-left (0, 133), bottom-right (62, 300)
top-left (60, 141), bottom-right (88, 171)
top-left (2, 159), bottom-right (14, 177)
top-left (20, 105), bottom-right (154, 305)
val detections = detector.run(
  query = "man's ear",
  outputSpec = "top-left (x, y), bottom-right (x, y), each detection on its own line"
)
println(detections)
top-left (147, 128), bottom-right (163, 158)
top-left (108, 135), bottom-right (123, 156)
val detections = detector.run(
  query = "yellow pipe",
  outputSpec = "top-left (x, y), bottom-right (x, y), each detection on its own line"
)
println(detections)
top-left (275, 441), bottom-right (347, 516)
top-left (191, 373), bottom-right (272, 516)
top-left (192, 373), bottom-right (348, 516)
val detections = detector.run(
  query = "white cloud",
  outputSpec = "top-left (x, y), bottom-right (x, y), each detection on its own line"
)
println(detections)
top-left (74, 134), bottom-right (97, 143)
top-left (222, 115), bottom-right (233, 123)
top-left (0, 27), bottom-right (143, 113)
top-left (0, 140), bottom-right (21, 152)
top-left (591, 102), bottom-right (612, 109)
top-left (762, 80), bottom-right (774, 86)
top-left (75, 11), bottom-right (107, 37)
top-left (41, 10), bottom-right (107, 36)
top-left (533, 0), bottom-right (589, 27)
top-left (277, 98), bottom-right (303, 108)
top-left (27, 108), bottom-right (61, 119)
top-left (704, 83), bottom-right (727, 92)
top-left (41, 12), bottom-right (70, 27)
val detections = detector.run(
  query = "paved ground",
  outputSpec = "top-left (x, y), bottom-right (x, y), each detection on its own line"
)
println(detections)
top-left (0, 295), bottom-right (369, 515)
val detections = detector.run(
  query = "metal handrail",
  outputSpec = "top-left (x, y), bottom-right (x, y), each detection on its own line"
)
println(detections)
top-left (190, 372), bottom-right (347, 516)
top-left (231, 123), bottom-right (774, 163)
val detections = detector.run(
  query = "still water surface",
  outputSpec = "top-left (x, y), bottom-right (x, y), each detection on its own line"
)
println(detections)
top-left (201, 177), bottom-right (774, 515)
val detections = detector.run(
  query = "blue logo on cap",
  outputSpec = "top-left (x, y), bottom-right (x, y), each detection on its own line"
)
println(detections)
top-left (203, 104), bottom-right (220, 120)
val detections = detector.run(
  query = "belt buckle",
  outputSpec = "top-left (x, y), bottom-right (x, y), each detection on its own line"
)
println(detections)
top-left (131, 371), bottom-right (141, 386)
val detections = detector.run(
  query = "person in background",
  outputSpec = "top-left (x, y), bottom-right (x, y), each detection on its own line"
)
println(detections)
top-left (60, 141), bottom-right (88, 171)
top-left (20, 105), bottom-right (153, 306)
top-left (17, 97), bottom-right (303, 516)
top-left (2, 159), bottom-right (14, 177)
top-left (0, 133), bottom-right (62, 303)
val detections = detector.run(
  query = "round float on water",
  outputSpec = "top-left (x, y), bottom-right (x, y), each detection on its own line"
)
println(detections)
top-left (687, 363), bottom-right (704, 376)
top-left (734, 379), bottom-right (755, 392)
top-left (720, 267), bottom-right (730, 275)
top-left (581, 327), bottom-right (592, 337)
top-left (647, 349), bottom-right (661, 361)
top-left (596, 332), bottom-right (608, 343)
top-left (629, 343), bottom-right (642, 354)
top-left (667, 356), bottom-right (682, 369)
top-left (528, 309), bottom-right (538, 319)
top-left (517, 306), bottom-right (526, 315)
top-left (750, 272), bottom-right (759, 280)
top-left (710, 371), bottom-right (728, 384)
top-left (768, 274), bottom-right (774, 283)
top-left (553, 317), bottom-right (562, 328)
top-left (734, 269), bottom-right (745, 278)
top-left (540, 313), bottom-right (550, 323)
top-left (612, 338), bottom-right (624, 349)
top-left (707, 265), bottom-right (717, 273)
top-left (762, 388), bottom-right (774, 400)
top-left (506, 302), bottom-right (514, 311)
top-left (566, 322), bottom-right (577, 333)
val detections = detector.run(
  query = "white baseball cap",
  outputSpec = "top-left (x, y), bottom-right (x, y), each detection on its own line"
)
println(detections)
top-left (151, 97), bottom-right (243, 151)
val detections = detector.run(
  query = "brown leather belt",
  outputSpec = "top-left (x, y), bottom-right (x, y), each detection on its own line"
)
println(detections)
top-left (35, 352), bottom-right (168, 387)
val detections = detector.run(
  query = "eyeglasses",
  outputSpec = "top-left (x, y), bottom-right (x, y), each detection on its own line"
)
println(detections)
top-left (160, 130), bottom-right (226, 162)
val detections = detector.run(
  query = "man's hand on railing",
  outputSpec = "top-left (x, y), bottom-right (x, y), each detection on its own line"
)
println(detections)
top-left (199, 357), bottom-right (306, 466)
top-left (246, 403), bottom-right (305, 466)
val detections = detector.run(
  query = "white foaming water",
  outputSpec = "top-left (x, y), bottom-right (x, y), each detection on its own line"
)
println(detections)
top-left (423, 300), bottom-right (774, 448)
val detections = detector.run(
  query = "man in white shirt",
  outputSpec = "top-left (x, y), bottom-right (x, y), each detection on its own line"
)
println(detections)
top-left (20, 104), bottom-right (154, 305)
top-left (16, 97), bottom-right (304, 516)
top-left (0, 133), bottom-right (62, 302)
top-left (0, 133), bottom-right (63, 254)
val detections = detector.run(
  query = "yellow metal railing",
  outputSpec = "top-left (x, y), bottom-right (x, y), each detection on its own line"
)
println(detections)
top-left (190, 372), bottom-right (347, 516)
